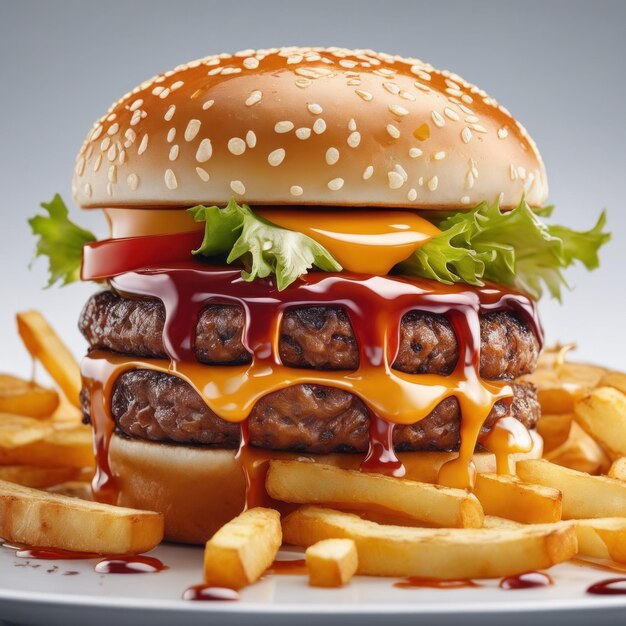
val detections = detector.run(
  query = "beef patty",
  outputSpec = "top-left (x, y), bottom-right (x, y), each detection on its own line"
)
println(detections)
top-left (80, 371), bottom-right (539, 454)
top-left (80, 290), bottom-right (539, 380)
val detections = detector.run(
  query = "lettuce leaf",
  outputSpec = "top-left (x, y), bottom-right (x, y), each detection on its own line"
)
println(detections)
top-left (398, 198), bottom-right (610, 300)
top-left (28, 194), bottom-right (96, 287)
top-left (189, 198), bottom-right (342, 290)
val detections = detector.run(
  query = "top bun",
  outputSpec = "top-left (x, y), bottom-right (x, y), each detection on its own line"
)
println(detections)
top-left (73, 47), bottom-right (547, 210)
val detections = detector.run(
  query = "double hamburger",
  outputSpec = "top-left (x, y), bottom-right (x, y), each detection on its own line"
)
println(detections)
top-left (32, 47), bottom-right (608, 543)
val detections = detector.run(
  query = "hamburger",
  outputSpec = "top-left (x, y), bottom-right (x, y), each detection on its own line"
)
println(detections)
top-left (29, 47), bottom-right (609, 544)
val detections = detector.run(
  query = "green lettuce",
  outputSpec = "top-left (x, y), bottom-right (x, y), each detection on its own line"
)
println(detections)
top-left (188, 198), bottom-right (342, 290)
top-left (29, 194), bottom-right (96, 287)
top-left (398, 198), bottom-right (610, 300)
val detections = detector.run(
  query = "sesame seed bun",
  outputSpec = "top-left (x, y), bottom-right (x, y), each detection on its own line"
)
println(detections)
top-left (109, 431), bottom-right (543, 544)
top-left (73, 47), bottom-right (548, 211)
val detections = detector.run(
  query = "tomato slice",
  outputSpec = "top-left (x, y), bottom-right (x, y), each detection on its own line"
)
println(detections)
top-left (81, 230), bottom-right (204, 281)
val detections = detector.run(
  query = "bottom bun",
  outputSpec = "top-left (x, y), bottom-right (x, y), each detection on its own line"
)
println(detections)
top-left (109, 432), bottom-right (544, 545)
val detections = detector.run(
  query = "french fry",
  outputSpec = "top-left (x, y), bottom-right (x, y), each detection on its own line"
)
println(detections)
top-left (473, 473), bottom-right (562, 524)
top-left (204, 507), bottom-right (281, 590)
top-left (0, 414), bottom-right (53, 448)
top-left (47, 481), bottom-right (93, 500)
top-left (544, 422), bottom-right (610, 475)
top-left (282, 506), bottom-right (577, 579)
top-left (0, 424), bottom-right (94, 469)
top-left (482, 516), bottom-right (523, 529)
top-left (574, 387), bottom-right (626, 458)
top-left (266, 460), bottom-right (484, 529)
top-left (0, 480), bottom-right (163, 554)
top-left (516, 459), bottom-right (626, 519)
top-left (306, 538), bottom-right (358, 587)
top-left (600, 371), bottom-right (626, 395)
top-left (536, 414), bottom-right (572, 453)
top-left (0, 465), bottom-right (82, 488)
top-left (608, 457), bottom-right (626, 481)
top-left (16, 311), bottom-right (82, 409)
top-left (575, 518), bottom-right (626, 564)
top-left (0, 375), bottom-right (59, 419)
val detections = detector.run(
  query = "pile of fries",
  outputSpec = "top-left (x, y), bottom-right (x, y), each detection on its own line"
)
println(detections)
top-left (2, 317), bottom-right (626, 590)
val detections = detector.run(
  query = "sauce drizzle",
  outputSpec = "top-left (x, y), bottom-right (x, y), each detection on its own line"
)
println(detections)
top-left (587, 578), bottom-right (626, 595)
top-left (182, 585), bottom-right (240, 601)
top-left (499, 571), bottom-right (553, 589)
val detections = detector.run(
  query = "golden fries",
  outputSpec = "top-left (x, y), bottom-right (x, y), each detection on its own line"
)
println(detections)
top-left (282, 506), bottom-right (577, 579)
top-left (536, 414), bottom-right (572, 453)
top-left (574, 387), bottom-right (626, 458)
top-left (0, 465), bottom-right (82, 488)
top-left (517, 459), bottom-right (626, 518)
top-left (47, 481), bottom-right (93, 500)
top-left (0, 480), bottom-right (163, 554)
top-left (600, 371), bottom-right (626, 395)
top-left (16, 311), bottom-right (82, 409)
top-left (0, 414), bottom-right (53, 448)
top-left (266, 460), bottom-right (483, 529)
top-left (0, 375), bottom-right (59, 419)
top-left (575, 518), bottom-right (626, 564)
top-left (204, 507), bottom-right (281, 590)
top-left (608, 458), bottom-right (626, 481)
top-left (472, 473), bottom-right (562, 524)
top-left (544, 422), bottom-right (610, 474)
top-left (306, 538), bottom-right (358, 587)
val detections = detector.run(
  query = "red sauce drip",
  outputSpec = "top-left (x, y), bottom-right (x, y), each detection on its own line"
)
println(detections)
top-left (587, 578), bottom-right (626, 595)
top-left (182, 585), bottom-right (240, 601)
top-left (267, 559), bottom-right (308, 575)
top-left (8, 545), bottom-right (99, 560)
top-left (81, 262), bottom-right (542, 504)
top-left (94, 555), bottom-right (168, 574)
top-left (236, 420), bottom-right (268, 510)
top-left (499, 571), bottom-right (553, 589)
top-left (394, 577), bottom-right (481, 589)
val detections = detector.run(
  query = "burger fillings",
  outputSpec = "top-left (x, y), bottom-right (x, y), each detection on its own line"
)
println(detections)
top-left (29, 47), bottom-right (609, 543)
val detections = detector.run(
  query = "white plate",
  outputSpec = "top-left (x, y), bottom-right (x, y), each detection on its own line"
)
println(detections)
top-left (1, 543), bottom-right (625, 626)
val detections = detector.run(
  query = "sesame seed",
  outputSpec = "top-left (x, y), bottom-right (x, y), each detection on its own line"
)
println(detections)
top-left (363, 165), bottom-right (374, 180)
top-left (348, 118), bottom-right (357, 131)
top-left (408, 188), bottom-right (417, 201)
top-left (168, 145), bottom-right (179, 161)
top-left (313, 119), bottom-right (326, 134)
top-left (394, 164), bottom-right (408, 181)
top-left (325, 147), bottom-right (340, 165)
top-left (347, 79), bottom-right (360, 87)
top-left (243, 57), bottom-right (259, 69)
top-left (347, 131), bottom-right (361, 148)
top-left (108, 165), bottom-right (117, 183)
top-left (427, 176), bottom-right (439, 191)
top-left (196, 138), bottom-right (213, 162)
top-left (246, 130), bottom-right (257, 148)
top-left (509, 164), bottom-right (517, 181)
top-left (388, 171), bottom-right (405, 189)
top-left (107, 123), bottom-right (119, 136)
top-left (287, 54), bottom-right (303, 64)
top-left (129, 99), bottom-right (143, 112)
top-left (465, 115), bottom-right (479, 123)
top-left (327, 178), bottom-right (344, 191)
top-left (290, 185), bottom-right (304, 197)
top-left (159, 88), bottom-right (170, 100)
top-left (383, 82), bottom-right (400, 95)
top-left (152, 86), bottom-right (164, 96)
top-left (389, 104), bottom-right (409, 117)
top-left (167, 128), bottom-right (176, 143)
top-left (93, 154), bottom-right (102, 172)
top-left (124, 128), bottom-right (136, 143)
top-left (100, 137), bottom-right (111, 151)
top-left (228, 137), bottom-right (246, 155)
top-left (202, 99), bottom-right (215, 110)
top-left (400, 90), bottom-right (416, 102)
top-left (461, 196), bottom-right (470, 205)
top-left (466, 172), bottom-right (475, 189)
top-left (461, 127), bottom-right (472, 143)
top-left (171, 80), bottom-right (184, 91)
top-left (307, 103), bottom-right (323, 114)
top-left (137, 134), bottom-right (148, 155)
top-left (275, 120), bottom-right (294, 133)
top-left (230, 180), bottom-right (246, 194)
top-left (296, 127), bottom-right (311, 140)
top-left (185, 119), bottom-right (201, 142)
top-left (127, 173), bottom-right (139, 190)
top-left (107, 144), bottom-right (117, 161)
top-left (355, 89), bottom-right (373, 101)
top-left (295, 78), bottom-right (312, 88)
top-left (431, 111), bottom-right (445, 127)
top-left (268, 148), bottom-right (286, 166)
top-left (106, 182), bottom-right (113, 197)
top-left (195, 167), bottom-right (210, 182)
top-left (75, 158), bottom-right (85, 177)
top-left (164, 105), bottom-right (176, 121)
top-left (434, 151), bottom-right (446, 160)
top-left (471, 123), bottom-right (488, 133)
top-left (409, 148), bottom-right (423, 158)
top-left (83, 183), bottom-right (92, 198)
top-left (90, 125), bottom-right (103, 141)
top-left (444, 107), bottom-right (460, 121)
top-left (164, 169), bottom-right (178, 190)
top-left (245, 90), bottom-right (262, 106)
top-left (498, 127), bottom-right (509, 139)
top-left (386, 124), bottom-right (400, 139)
top-left (461, 94), bottom-right (473, 104)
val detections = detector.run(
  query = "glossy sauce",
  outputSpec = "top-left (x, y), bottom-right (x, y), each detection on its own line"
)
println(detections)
top-left (5, 544), bottom-right (99, 560)
top-left (80, 262), bottom-right (542, 505)
top-left (394, 577), bottom-right (480, 589)
top-left (182, 585), bottom-right (240, 601)
top-left (94, 555), bottom-right (168, 574)
top-left (267, 559), bottom-right (308, 575)
top-left (499, 571), bottom-right (553, 589)
top-left (586, 578), bottom-right (626, 595)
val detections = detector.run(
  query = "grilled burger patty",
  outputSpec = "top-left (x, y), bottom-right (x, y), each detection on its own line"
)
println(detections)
top-left (79, 289), bottom-right (540, 453)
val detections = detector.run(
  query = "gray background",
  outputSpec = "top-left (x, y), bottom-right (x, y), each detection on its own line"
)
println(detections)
top-left (0, 0), bottom-right (624, 378)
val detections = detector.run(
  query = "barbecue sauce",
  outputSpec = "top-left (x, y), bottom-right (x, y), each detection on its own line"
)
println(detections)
top-left (586, 578), bottom-right (626, 595)
top-left (81, 262), bottom-right (542, 505)
top-left (182, 585), bottom-right (240, 601)
top-left (267, 559), bottom-right (308, 575)
top-left (94, 555), bottom-right (167, 574)
top-left (394, 577), bottom-right (481, 589)
top-left (499, 571), bottom-right (553, 589)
